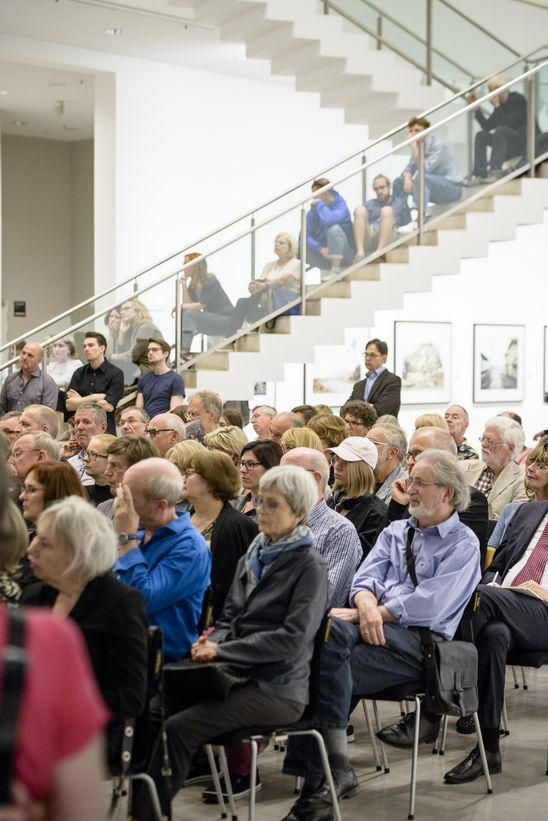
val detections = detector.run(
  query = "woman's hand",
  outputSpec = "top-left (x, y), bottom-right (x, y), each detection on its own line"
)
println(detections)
top-left (191, 636), bottom-right (218, 662)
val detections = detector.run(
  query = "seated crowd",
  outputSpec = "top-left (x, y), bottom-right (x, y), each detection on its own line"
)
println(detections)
top-left (1, 326), bottom-right (547, 820)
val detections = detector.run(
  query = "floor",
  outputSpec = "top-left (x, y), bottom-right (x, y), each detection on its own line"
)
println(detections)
top-left (113, 666), bottom-right (548, 820)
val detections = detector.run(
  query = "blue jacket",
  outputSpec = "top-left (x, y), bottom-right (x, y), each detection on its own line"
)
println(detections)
top-left (306, 191), bottom-right (355, 253)
top-left (115, 512), bottom-right (211, 660)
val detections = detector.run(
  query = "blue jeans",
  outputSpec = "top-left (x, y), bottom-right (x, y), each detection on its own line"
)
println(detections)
top-left (283, 618), bottom-right (425, 777)
top-left (393, 174), bottom-right (462, 207)
top-left (306, 225), bottom-right (355, 270)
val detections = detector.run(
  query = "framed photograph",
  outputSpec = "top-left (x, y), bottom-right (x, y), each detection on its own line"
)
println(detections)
top-left (544, 326), bottom-right (548, 402)
top-left (394, 321), bottom-right (452, 405)
top-left (473, 324), bottom-right (525, 403)
top-left (305, 328), bottom-right (369, 409)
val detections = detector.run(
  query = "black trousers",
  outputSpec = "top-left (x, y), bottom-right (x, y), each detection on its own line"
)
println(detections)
top-left (474, 584), bottom-right (548, 729)
top-left (473, 126), bottom-right (524, 176)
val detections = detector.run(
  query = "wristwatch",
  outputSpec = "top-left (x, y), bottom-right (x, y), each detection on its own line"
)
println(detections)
top-left (118, 533), bottom-right (138, 545)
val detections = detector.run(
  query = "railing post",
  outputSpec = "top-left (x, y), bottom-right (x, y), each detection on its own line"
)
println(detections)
top-left (361, 152), bottom-right (367, 207)
top-left (133, 277), bottom-right (138, 293)
top-left (527, 66), bottom-right (536, 178)
top-left (426, 0), bottom-right (433, 86)
top-left (42, 346), bottom-right (48, 374)
top-left (466, 84), bottom-right (474, 176)
top-left (175, 271), bottom-right (182, 365)
top-left (323, 0), bottom-right (329, 14)
top-left (417, 140), bottom-right (425, 244)
top-left (376, 15), bottom-right (382, 50)
top-left (300, 205), bottom-right (307, 317)
top-left (250, 214), bottom-right (256, 279)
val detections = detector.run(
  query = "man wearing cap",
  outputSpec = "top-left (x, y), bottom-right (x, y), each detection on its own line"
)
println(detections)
top-left (325, 436), bottom-right (388, 561)
top-left (281, 449), bottom-right (481, 821)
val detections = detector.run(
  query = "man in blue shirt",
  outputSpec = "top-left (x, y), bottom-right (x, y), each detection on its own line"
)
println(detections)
top-left (113, 457), bottom-right (210, 661)
top-left (282, 449), bottom-right (480, 820)
top-left (136, 338), bottom-right (185, 417)
top-left (305, 177), bottom-right (355, 274)
top-left (353, 174), bottom-right (411, 262)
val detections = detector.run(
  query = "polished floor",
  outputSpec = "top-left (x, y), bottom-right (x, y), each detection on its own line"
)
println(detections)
top-left (116, 666), bottom-right (548, 820)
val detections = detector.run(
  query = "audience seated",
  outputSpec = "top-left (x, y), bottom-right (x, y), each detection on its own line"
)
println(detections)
top-left (112, 299), bottom-right (164, 376)
top-left (353, 173), bottom-right (411, 262)
top-left (445, 404), bottom-right (479, 460)
top-left (178, 252), bottom-right (234, 357)
top-left (120, 405), bottom-right (150, 436)
top-left (15, 404), bottom-right (60, 439)
top-left (235, 439), bottom-right (283, 522)
top-left (187, 390), bottom-right (223, 437)
top-left (291, 404), bottom-right (319, 425)
top-left (203, 424), bottom-right (248, 464)
top-left (367, 422), bottom-right (407, 503)
top-left (136, 338), bottom-right (185, 416)
top-left (326, 436), bottom-right (388, 560)
top-left (220, 408), bottom-right (245, 428)
top-left (305, 178), bottom-right (355, 274)
top-left (0, 499), bottom-right (28, 604)
top-left (46, 337), bottom-right (83, 392)
top-left (415, 412), bottom-right (448, 431)
top-left (98, 434), bottom-right (160, 520)
top-left (340, 399), bottom-right (378, 437)
top-left (269, 411), bottom-right (303, 443)
top-left (130, 465), bottom-right (328, 820)
top-left (8, 432), bottom-right (59, 491)
top-left (307, 413), bottom-right (347, 454)
top-left (0, 410), bottom-right (22, 444)
top-left (281, 426), bottom-right (323, 453)
top-left (145, 412), bottom-right (186, 457)
top-left (82, 433), bottom-right (118, 505)
top-left (67, 403), bottom-right (108, 486)
top-left (230, 233), bottom-right (301, 334)
top-left (393, 116), bottom-right (463, 208)
top-left (113, 458), bottom-right (210, 661)
top-left (250, 404), bottom-right (277, 439)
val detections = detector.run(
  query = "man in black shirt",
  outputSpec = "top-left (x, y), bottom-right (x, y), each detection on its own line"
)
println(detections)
top-left (66, 332), bottom-right (124, 435)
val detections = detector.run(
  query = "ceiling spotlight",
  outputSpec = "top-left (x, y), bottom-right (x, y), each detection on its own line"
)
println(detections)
top-left (105, 27), bottom-right (123, 35)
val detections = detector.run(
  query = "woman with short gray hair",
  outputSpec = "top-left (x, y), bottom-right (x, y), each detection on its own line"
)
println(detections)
top-left (22, 496), bottom-right (148, 766)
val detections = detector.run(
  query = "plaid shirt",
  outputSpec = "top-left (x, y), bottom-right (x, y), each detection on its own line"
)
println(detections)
top-left (475, 466), bottom-right (495, 496)
top-left (456, 439), bottom-right (479, 461)
top-left (307, 500), bottom-right (362, 607)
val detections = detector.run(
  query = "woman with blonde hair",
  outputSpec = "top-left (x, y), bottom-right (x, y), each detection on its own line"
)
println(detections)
top-left (326, 436), bottom-right (388, 560)
top-left (281, 426), bottom-right (323, 453)
top-left (178, 252), bottom-right (234, 358)
top-left (415, 412), bottom-right (449, 431)
top-left (307, 413), bottom-right (347, 452)
top-left (204, 425), bottom-right (248, 464)
top-left (113, 298), bottom-right (164, 377)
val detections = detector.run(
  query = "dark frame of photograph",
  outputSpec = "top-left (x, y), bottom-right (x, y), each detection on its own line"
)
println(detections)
top-left (473, 323), bottom-right (525, 403)
top-left (544, 326), bottom-right (548, 402)
top-left (394, 321), bottom-right (452, 405)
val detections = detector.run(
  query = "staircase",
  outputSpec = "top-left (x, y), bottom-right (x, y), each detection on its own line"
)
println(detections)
top-left (181, 174), bottom-right (548, 397)
top-left (189, 0), bottom-right (447, 135)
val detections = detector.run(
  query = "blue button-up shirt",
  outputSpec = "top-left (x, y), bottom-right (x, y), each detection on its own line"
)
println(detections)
top-left (350, 512), bottom-right (480, 639)
top-left (363, 366), bottom-right (386, 401)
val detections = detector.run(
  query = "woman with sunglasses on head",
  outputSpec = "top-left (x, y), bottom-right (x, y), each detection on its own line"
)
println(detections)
top-left (326, 436), bottom-right (388, 562)
top-left (235, 439), bottom-right (284, 522)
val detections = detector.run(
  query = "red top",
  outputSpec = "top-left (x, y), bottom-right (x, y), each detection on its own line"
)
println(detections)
top-left (0, 606), bottom-right (109, 798)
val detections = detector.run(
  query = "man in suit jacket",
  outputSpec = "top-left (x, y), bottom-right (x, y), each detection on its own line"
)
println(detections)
top-left (444, 500), bottom-right (548, 785)
top-left (347, 338), bottom-right (401, 418)
top-left (460, 416), bottom-right (528, 520)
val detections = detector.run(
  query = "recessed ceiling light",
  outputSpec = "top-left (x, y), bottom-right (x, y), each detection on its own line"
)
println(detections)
top-left (0, 89), bottom-right (10, 96)
top-left (105, 27), bottom-right (123, 35)
top-left (12, 120), bottom-right (28, 126)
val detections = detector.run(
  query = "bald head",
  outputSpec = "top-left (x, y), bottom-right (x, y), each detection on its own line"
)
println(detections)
top-left (281, 446), bottom-right (329, 499)
top-left (147, 413), bottom-right (186, 457)
top-left (16, 404), bottom-right (60, 439)
top-left (20, 343), bottom-right (43, 376)
top-left (408, 426), bottom-right (457, 463)
top-left (269, 412), bottom-right (303, 444)
top-left (123, 458), bottom-right (184, 529)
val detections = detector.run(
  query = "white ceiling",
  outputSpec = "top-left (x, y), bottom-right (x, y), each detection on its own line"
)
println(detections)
top-left (0, 0), bottom-right (289, 141)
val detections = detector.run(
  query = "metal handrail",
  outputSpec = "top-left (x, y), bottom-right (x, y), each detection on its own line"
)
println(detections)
top-left (2, 59), bottom-right (546, 378)
top-left (438, 0), bottom-right (520, 57)
top-left (1, 45), bottom-right (546, 355)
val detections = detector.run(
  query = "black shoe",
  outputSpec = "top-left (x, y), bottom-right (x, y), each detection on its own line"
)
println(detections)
top-left (295, 769), bottom-right (359, 821)
top-left (184, 756), bottom-right (219, 785)
top-left (444, 746), bottom-right (501, 784)
top-left (376, 711), bottom-right (440, 749)
top-left (456, 715), bottom-right (476, 735)
top-left (346, 723), bottom-right (355, 743)
top-left (202, 770), bottom-right (261, 803)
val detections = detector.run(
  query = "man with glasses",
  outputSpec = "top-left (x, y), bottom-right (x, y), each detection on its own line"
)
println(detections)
top-left (340, 400), bottom-right (377, 437)
top-left (145, 412), bottom-right (186, 457)
top-left (120, 406), bottom-right (149, 437)
top-left (8, 431), bottom-right (59, 487)
top-left (282, 450), bottom-right (480, 819)
top-left (461, 416), bottom-right (528, 520)
top-left (67, 403), bottom-right (108, 487)
top-left (368, 422), bottom-right (407, 503)
top-left (347, 338), bottom-right (402, 418)
top-left (98, 435), bottom-right (160, 520)
top-left (186, 390), bottom-right (223, 436)
top-left (136, 338), bottom-right (185, 416)
top-left (353, 174), bottom-right (411, 263)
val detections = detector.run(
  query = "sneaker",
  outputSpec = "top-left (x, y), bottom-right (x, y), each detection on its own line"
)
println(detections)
top-left (346, 723), bottom-right (355, 744)
top-left (202, 771), bottom-right (262, 804)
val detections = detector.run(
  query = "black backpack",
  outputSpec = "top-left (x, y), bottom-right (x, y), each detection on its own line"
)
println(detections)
top-left (0, 609), bottom-right (27, 805)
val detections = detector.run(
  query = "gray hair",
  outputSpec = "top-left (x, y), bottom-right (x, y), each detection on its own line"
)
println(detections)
top-left (413, 426), bottom-right (457, 457)
top-left (39, 496), bottom-right (117, 584)
top-left (259, 464), bottom-right (317, 518)
top-left (375, 423), bottom-right (407, 457)
top-left (484, 416), bottom-right (525, 453)
top-left (165, 414), bottom-right (186, 441)
top-left (415, 449), bottom-right (470, 512)
top-left (144, 471), bottom-right (184, 506)
top-left (204, 425), bottom-right (248, 457)
top-left (121, 406), bottom-right (150, 423)
top-left (253, 405), bottom-right (277, 418)
top-left (281, 447), bottom-right (329, 491)
top-left (192, 390), bottom-right (223, 422)
top-left (20, 404), bottom-right (60, 439)
top-left (76, 403), bottom-right (108, 427)
top-left (22, 432), bottom-right (60, 461)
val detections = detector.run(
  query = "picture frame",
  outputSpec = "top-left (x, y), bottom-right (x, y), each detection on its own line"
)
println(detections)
top-left (544, 326), bottom-right (548, 402)
top-left (473, 323), bottom-right (525, 403)
top-left (394, 321), bottom-right (452, 405)
top-left (305, 328), bottom-right (369, 409)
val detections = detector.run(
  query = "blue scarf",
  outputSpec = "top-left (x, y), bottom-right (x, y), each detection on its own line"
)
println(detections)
top-left (245, 523), bottom-right (313, 588)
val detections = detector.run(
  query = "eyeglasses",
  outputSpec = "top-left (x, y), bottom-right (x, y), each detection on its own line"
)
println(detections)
top-left (344, 419), bottom-right (366, 429)
top-left (145, 428), bottom-right (173, 437)
top-left (256, 497), bottom-right (280, 511)
top-left (368, 439), bottom-right (390, 448)
top-left (182, 469), bottom-right (197, 478)
top-left (363, 351), bottom-right (382, 358)
top-left (121, 416), bottom-right (142, 425)
top-left (21, 484), bottom-right (43, 495)
top-left (479, 436), bottom-right (504, 447)
top-left (406, 477), bottom-right (445, 490)
top-left (237, 460), bottom-right (262, 471)
top-left (406, 450), bottom-right (423, 461)
top-left (527, 461), bottom-right (548, 471)
top-left (186, 410), bottom-right (202, 420)
top-left (82, 450), bottom-right (108, 461)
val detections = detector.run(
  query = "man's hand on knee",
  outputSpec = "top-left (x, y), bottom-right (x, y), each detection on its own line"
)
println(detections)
top-left (355, 592), bottom-right (385, 646)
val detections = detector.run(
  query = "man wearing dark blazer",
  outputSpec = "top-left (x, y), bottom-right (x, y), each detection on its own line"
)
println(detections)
top-left (445, 500), bottom-right (548, 785)
top-left (347, 338), bottom-right (401, 418)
